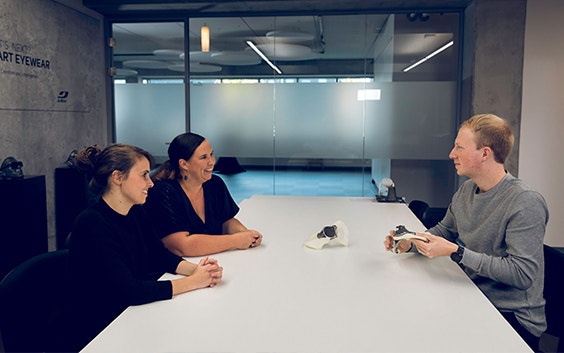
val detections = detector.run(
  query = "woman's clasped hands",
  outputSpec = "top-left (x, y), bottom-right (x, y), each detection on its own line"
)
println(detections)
top-left (233, 229), bottom-right (263, 249)
top-left (192, 257), bottom-right (223, 288)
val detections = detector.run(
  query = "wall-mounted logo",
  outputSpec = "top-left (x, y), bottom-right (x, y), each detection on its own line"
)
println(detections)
top-left (57, 90), bottom-right (68, 103)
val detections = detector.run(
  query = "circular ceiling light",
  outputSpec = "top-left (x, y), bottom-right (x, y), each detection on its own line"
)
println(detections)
top-left (153, 49), bottom-right (184, 57)
top-left (187, 51), bottom-right (215, 62)
top-left (122, 60), bottom-right (171, 69)
top-left (211, 51), bottom-right (261, 66)
top-left (168, 64), bottom-right (186, 72)
top-left (115, 68), bottom-right (138, 76)
top-left (265, 31), bottom-right (315, 42)
top-left (189, 63), bottom-right (222, 73)
top-left (253, 43), bottom-right (316, 61)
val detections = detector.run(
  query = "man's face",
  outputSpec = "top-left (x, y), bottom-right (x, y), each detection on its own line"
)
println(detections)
top-left (449, 126), bottom-right (483, 178)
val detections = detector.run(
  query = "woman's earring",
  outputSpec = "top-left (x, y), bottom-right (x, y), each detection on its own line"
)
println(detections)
top-left (184, 175), bottom-right (188, 181)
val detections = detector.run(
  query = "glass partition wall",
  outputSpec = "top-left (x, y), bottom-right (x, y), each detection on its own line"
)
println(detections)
top-left (113, 22), bottom-right (187, 158)
top-left (113, 12), bottom-right (461, 205)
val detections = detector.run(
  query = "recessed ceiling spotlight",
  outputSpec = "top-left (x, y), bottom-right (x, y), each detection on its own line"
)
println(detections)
top-left (407, 13), bottom-right (418, 22)
top-left (407, 12), bottom-right (431, 22)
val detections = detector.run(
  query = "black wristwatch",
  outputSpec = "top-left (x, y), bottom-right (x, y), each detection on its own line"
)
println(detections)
top-left (317, 225), bottom-right (338, 240)
top-left (450, 245), bottom-right (464, 263)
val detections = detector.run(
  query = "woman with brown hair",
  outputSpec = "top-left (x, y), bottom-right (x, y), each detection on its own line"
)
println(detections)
top-left (145, 132), bottom-right (263, 256)
top-left (54, 143), bottom-right (223, 352)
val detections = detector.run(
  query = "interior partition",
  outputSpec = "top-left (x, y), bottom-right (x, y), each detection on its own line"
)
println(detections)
top-left (112, 12), bottom-right (461, 206)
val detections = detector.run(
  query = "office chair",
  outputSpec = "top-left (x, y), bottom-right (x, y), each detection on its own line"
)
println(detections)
top-left (408, 200), bottom-right (430, 226)
top-left (423, 207), bottom-right (447, 229)
top-left (543, 244), bottom-right (564, 352)
top-left (0, 249), bottom-right (70, 352)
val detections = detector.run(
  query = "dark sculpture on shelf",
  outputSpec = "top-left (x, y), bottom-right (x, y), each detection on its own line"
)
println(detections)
top-left (64, 150), bottom-right (78, 168)
top-left (0, 157), bottom-right (24, 179)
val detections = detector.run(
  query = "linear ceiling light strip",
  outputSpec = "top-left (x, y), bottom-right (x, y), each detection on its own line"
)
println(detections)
top-left (246, 40), bottom-right (282, 74)
top-left (403, 40), bottom-right (454, 72)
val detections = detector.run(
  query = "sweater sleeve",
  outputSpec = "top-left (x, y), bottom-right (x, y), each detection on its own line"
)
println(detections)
top-left (426, 203), bottom-right (459, 242)
top-left (460, 190), bottom-right (548, 290)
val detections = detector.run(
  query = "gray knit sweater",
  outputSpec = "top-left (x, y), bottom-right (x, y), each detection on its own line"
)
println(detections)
top-left (427, 173), bottom-right (549, 337)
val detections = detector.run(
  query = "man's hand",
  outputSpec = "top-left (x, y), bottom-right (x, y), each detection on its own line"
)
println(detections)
top-left (384, 229), bottom-right (412, 253)
top-left (411, 233), bottom-right (458, 258)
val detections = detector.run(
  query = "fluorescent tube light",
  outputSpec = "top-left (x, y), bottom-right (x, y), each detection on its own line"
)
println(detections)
top-left (246, 40), bottom-right (282, 74)
top-left (403, 40), bottom-right (454, 72)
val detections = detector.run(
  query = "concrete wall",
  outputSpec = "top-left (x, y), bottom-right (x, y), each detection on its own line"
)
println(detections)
top-left (463, 0), bottom-right (527, 177)
top-left (520, 0), bottom-right (564, 247)
top-left (0, 0), bottom-right (108, 245)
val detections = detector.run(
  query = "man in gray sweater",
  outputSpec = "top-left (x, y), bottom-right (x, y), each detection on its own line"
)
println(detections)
top-left (385, 114), bottom-right (548, 352)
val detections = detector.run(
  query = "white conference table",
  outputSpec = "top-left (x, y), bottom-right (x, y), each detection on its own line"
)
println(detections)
top-left (81, 195), bottom-right (531, 353)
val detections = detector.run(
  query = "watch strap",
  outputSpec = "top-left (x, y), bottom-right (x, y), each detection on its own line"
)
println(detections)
top-left (450, 245), bottom-right (464, 263)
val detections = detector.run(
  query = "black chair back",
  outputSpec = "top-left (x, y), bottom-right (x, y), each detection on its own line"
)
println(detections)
top-left (0, 249), bottom-right (70, 352)
top-left (408, 200), bottom-right (430, 224)
top-left (544, 244), bottom-right (564, 352)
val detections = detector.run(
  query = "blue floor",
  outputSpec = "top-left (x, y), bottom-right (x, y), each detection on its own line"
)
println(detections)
top-left (215, 168), bottom-right (377, 204)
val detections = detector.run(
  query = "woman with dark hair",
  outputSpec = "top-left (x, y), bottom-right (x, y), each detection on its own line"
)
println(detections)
top-left (145, 132), bottom-right (263, 257)
top-left (54, 143), bottom-right (223, 352)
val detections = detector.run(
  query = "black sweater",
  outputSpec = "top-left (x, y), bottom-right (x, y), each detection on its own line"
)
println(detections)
top-left (54, 199), bottom-right (183, 351)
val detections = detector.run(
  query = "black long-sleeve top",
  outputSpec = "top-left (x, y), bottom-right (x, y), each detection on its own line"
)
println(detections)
top-left (59, 199), bottom-right (184, 351)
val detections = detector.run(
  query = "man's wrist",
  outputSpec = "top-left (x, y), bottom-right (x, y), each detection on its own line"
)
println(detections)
top-left (399, 240), bottom-right (413, 253)
top-left (450, 245), bottom-right (464, 263)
